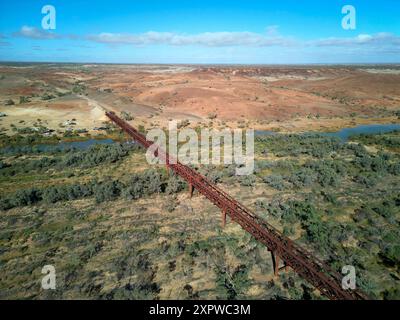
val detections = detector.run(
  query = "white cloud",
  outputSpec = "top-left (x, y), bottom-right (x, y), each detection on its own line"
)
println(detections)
top-left (86, 30), bottom-right (296, 47)
top-left (13, 26), bottom-right (60, 40)
top-left (9, 26), bottom-right (400, 58)
top-left (312, 32), bottom-right (400, 47)
top-left (85, 30), bottom-right (400, 53)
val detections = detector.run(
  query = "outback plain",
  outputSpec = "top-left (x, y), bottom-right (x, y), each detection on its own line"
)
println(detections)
top-left (0, 63), bottom-right (399, 300)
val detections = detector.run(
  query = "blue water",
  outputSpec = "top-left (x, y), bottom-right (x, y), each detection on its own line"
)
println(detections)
top-left (49, 139), bottom-right (115, 151)
top-left (2, 123), bottom-right (400, 154)
top-left (256, 123), bottom-right (400, 141)
top-left (0, 139), bottom-right (115, 154)
top-left (322, 124), bottom-right (400, 141)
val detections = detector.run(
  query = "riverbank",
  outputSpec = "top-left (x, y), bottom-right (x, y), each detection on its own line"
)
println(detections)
top-left (249, 116), bottom-right (400, 134)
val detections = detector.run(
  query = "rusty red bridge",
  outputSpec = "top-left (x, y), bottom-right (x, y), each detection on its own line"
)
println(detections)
top-left (106, 111), bottom-right (367, 300)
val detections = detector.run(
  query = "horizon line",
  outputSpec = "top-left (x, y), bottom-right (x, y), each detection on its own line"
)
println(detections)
top-left (1, 60), bottom-right (400, 67)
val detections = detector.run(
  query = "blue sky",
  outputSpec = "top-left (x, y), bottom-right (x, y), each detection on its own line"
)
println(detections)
top-left (0, 0), bottom-right (399, 64)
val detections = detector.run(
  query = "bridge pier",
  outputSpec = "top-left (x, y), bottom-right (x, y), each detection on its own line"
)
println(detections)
top-left (271, 251), bottom-right (280, 277)
top-left (188, 183), bottom-right (194, 198)
top-left (270, 250), bottom-right (290, 277)
top-left (221, 209), bottom-right (227, 228)
top-left (166, 157), bottom-right (170, 177)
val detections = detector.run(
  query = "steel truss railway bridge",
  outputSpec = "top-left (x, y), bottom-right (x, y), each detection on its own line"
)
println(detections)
top-left (106, 111), bottom-right (367, 300)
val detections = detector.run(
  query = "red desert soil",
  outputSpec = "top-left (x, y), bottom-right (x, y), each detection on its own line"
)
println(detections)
top-left (0, 65), bottom-right (399, 132)
top-left (86, 66), bottom-right (400, 122)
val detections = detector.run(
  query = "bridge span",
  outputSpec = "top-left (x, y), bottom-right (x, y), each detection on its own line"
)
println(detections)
top-left (106, 111), bottom-right (367, 300)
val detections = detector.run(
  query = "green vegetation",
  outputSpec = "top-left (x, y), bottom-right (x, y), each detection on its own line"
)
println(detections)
top-left (41, 93), bottom-right (56, 101)
top-left (177, 119), bottom-right (190, 129)
top-left (350, 131), bottom-right (400, 151)
top-left (4, 99), bottom-right (15, 106)
top-left (19, 96), bottom-right (30, 104)
top-left (1, 143), bottom-right (135, 176)
top-left (252, 131), bottom-right (400, 299)
top-left (72, 82), bottom-right (86, 94)
top-left (0, 130), bottom-right (399, 300)
top-left (120, 111), bottom-right (134, 121)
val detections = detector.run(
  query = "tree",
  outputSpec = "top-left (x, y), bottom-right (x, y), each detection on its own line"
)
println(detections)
top-left (215, 264), bottom-right (250, 300)
top-left (142, 170), bottom-right (163, 195)
top-left (382, 245), bottom-right (400, 266)
top-left (19, 96), bottom-right (30, 104)
top-left (12, 188), bottom-right (42, 206)
top-left (0, 161), bottom-right (9, 169)
top-left (165, 196), bottom-right (178, 212)
top-left (177, 119), bottom-right (190, 129)
top-left (384, 287), bottom-right (400, 300)
top-left (263, 174), bottom-right (285, 190)
top-left (41, 93), bottom-right (56, 100)
top-left (239, 175), bottom-right (256, 187)
top-left (165, 174), bottom-right (184, 195)
top-left (121, 111), bottom-right (134, 121)
top-left (94, 181), bottom-right (121, 203)
top-left (283, 225), bottom-right (295, 236)
top-left (42, 187), bottom-right (62, 204)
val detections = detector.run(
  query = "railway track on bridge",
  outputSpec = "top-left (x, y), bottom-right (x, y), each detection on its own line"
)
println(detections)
top-left (106, 111), bottom-right (367, 300)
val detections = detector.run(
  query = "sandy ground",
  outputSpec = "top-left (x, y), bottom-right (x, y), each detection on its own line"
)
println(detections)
top-left (0, 96), bottom-right (107, 134)
top-left (0, 64), bottom-right (399, 134)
